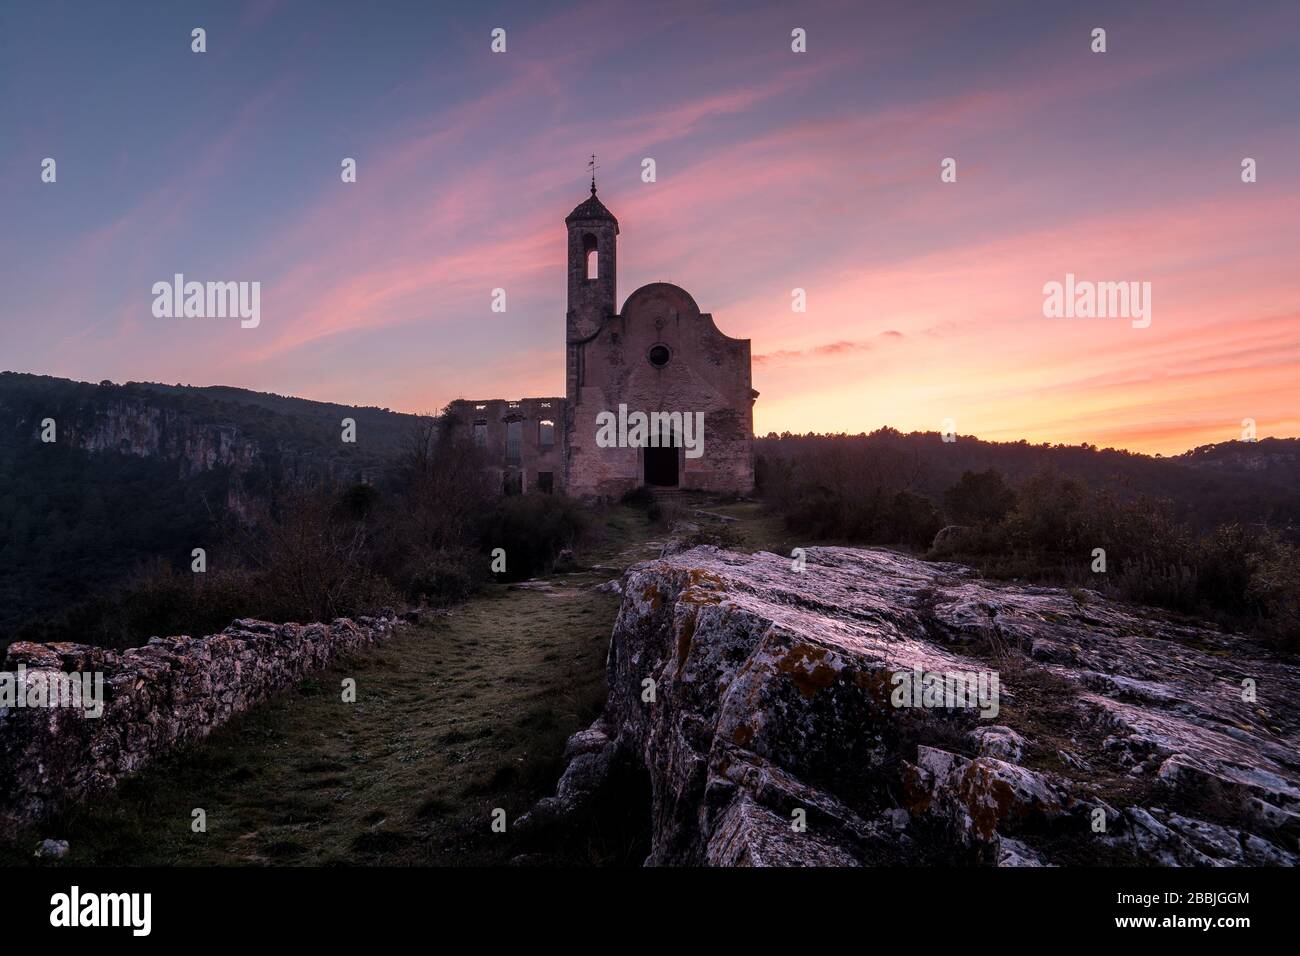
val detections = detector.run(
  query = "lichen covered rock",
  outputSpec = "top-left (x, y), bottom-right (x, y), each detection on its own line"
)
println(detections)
top-left (530, 545), bottom-right (1299, 866)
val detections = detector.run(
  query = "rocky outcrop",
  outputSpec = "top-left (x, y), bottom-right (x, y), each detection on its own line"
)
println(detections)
top-left (0, 614), bottom-right (400, 835)
top-left (0, 375), bottom-right (400, 498)
top-left (68, 400), bottom-right (261, 477)
top-left (930, 524), bottom-right (972, 554)
top-left (525, 546), bottom-right (1299, 866)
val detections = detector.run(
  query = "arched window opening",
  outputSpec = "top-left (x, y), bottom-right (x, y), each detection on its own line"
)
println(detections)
top-left (583, 233), bottom-right (598, 280)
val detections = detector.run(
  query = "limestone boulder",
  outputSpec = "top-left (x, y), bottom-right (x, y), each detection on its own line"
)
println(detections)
top-left (528, 545), bottom-right (1300, 866)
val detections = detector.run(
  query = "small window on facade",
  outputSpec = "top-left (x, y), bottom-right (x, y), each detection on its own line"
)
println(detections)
top-left (503, 473), bottom-right (522, 496)
top-left (506, 419), bottom-right (522, 465)
top-left (474, 404), bottom-right (486, 410)
top-left (648, 344), bottom-right (671, 368)
top-left (583, 233), bottom-right (598, 280)
top-left (537, 472), bottom-right (554, 494)
top-left (539, 419), bottom-right (555, 448)
top-left (472, 421), bottom-right (487, 446)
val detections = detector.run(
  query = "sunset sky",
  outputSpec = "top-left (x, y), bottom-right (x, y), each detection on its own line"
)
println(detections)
top-left (2, 0), bottom-right (1297, 455)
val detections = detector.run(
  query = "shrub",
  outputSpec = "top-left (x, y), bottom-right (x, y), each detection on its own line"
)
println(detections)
top-left (1247, 536), bottom-right (1300, 650)
top-left (10, 563), bottom-right (264, 652)
top-left (478, 493), bottom-right (591, 580)
top-left (395, 546), bottom-right (481, 607)
top-left (620, 486), bottom-right (656, 509)
top-left (239, 488), bottom-right (399, 624)
top-left (1003, 470), bottom-right (1091, 557)
top-left (943, 469), bottom-right (1017, 526)
top-left (672, 522), bottom-right (744, 551)
top-left (888, 489), bottom-right (945, 549)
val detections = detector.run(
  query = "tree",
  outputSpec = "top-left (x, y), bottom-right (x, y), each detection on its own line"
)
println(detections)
top-left (943, 469), bottom-right (1017, 525)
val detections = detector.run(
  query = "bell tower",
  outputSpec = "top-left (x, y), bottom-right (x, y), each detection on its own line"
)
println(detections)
top-left (565, 161), bottom-right (618, 400)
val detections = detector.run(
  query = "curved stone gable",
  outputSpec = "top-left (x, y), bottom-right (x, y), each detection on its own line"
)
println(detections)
top-left (620, 282), bottom-right (701, 321)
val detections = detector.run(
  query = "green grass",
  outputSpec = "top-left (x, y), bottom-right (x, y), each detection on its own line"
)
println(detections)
top-left (4, 583), bottom-right (619, 866)
top-left (4, 505), bottom-right (671, 867)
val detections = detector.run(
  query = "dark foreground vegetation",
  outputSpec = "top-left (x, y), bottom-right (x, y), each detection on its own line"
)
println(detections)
top-left (6, 414), bottom-right (591, 654)
top-left (757, 431), bottom-right (1300, 649)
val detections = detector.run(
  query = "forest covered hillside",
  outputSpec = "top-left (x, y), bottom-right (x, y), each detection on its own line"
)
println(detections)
top-left (0, 372), bottom-right (426, 637)
top-left (756, 430), bottom-right (1300, 536)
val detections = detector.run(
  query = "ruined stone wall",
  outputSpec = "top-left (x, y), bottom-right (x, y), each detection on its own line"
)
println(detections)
top-left (0, 614), bottom-right (399, 834)
top-left (567, 283), bottom-right (755, 498)
top-left (445, 397), bottom-right (567, 494)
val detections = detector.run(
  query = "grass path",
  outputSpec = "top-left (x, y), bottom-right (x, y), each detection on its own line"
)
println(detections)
top-left (5, 506), bottom-right (670, 866)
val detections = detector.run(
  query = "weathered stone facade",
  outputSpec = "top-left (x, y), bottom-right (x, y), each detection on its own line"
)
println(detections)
top-left (448, 188), bottom-right (756, 498)
top-left (444, 397), bottom-right (566, 496)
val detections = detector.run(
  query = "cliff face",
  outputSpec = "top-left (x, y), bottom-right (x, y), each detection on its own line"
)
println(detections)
top-left (525, 546), bottom-right (1299, 866)
top-left (1178, 437), bottom-right (1299, 476)
top-left (0, 371), bottom-right (420, 490)
top-left (3, 393), bottom-right (269, 544)
top-left (65, 400), bottom-right (261, 478)
top-left (12, 391), bottom-right (380, 491)
top-left (0, 378), bottom-right (262, 484)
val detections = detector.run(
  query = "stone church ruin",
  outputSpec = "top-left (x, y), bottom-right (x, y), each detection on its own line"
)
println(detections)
top-left (448, 180), bottom-right (757, 498)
